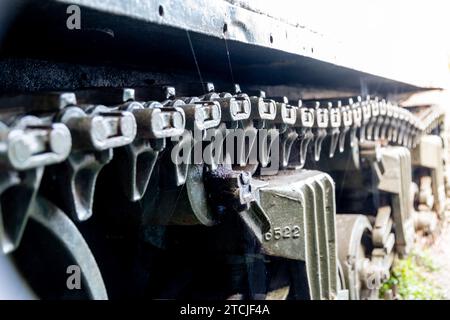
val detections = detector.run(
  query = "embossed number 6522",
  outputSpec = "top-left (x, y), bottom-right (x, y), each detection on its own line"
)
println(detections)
top-left (264, 225), bottom-right (301, 241)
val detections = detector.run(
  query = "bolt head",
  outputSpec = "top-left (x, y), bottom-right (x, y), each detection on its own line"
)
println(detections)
top-left (59, 93), bottom-right (77, 109)
top-left (165, 86), bottom-right (176, 99)
top-left (50, 125), bottom-right (71, 157)
top-left (211, 105), bottom-right (220, 120)
top-left (240, 171), bottom-right (251, 185)
top-left (172, 112), bottom-right (184, 129)
top-left (9, 136), bottom-right (32, 165)
top-left (243, 101), bottom-right (250, 115)
top-left (123, 88), bottom-right (135, 102)
top-left (230, 101), bottom-right (238, 116)
top-left (120, 113), bottom-right (137, 138)
top-left (268, 102), bottom-right (276, 115)
top-left (92, 117), bottom-right (109, 142)
top-left (206, 83), bottom-right (215, 92)
top-left (151, 113), bottom-right (164, 134)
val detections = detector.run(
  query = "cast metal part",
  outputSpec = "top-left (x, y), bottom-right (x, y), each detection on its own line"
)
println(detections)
top-left (370, 146), bottom-right (415, 256)
top-left (29, 196), bottom-right (108, 300)
top-left (0, 117), bottom-right (71, 171)
top-left (271, 97), bottom-right (297, 168)
top-left (412, 135), bottom-right (446, 218)
top-left (0, 84), bottom-right (445, 301)
top-left (337, 214), bottom-right (373, 300)
top-left (247, 91), bottom-right (277, 128)
top-left (0, 117), bottom-right (71, 254)
top-left (311, 102), bottom-right (329, 161)
top-left (115, 97), bottom-right (186, 201)
top-left (51, 103), bottom-right (137, 221)
top-left (202, 91), bottom-right (251, 126)
top-left (288, 101), bottom-right (314, 169)
top-left (258, 170), bottom-right (340, 300)
top-left (327, 101), bottom-right (342, 158)
top-left (0, 168), bottom-right (43, 254)
top-left (147, 164), bottom-right (219, 226)
top-left (0, 0), bottom-right (449, 302)
top-left (336, 209), bottom-right (394, 300)
top-left (182, 101), bottom-right (221, 131)
top-left (205, 167), bottom-right (272, 241)
top-left (62, 105), bottom-right (136, 151)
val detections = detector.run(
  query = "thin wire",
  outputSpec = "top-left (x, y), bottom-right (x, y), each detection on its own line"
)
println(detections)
top-left (223, 35), bottom-right (235, 85)
top-left (185, 29), bottom-right (206, 93)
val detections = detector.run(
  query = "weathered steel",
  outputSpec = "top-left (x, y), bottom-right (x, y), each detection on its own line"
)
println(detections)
top-left (412, 135), bottom-right (446, 218)
top-left (258, 170), bottom-right (341, 300)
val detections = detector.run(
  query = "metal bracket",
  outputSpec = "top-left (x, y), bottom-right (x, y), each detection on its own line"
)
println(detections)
top-left (312, 102), bottom-right (329, 161)
top-left (52, 104), bottom-right (137, 220)
top-left (259, 170), bottom-right (338, 300)
top-left (0, 116), bottom-right (71, 253)
top-left (327, 102), bottom-right (342, 158)
top-left (338, 103), bottom-right (353, 152)
top-left (0, 168), bottom-right (43, 254)
top-left (0, 116), bottom-right (71, 171)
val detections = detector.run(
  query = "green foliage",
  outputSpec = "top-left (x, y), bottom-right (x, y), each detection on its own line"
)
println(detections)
top-left (380, 250), bottom-right (446, 300)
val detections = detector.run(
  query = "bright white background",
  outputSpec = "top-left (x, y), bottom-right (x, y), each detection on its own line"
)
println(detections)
top-left (239, 0), bottom-right (450, 88)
